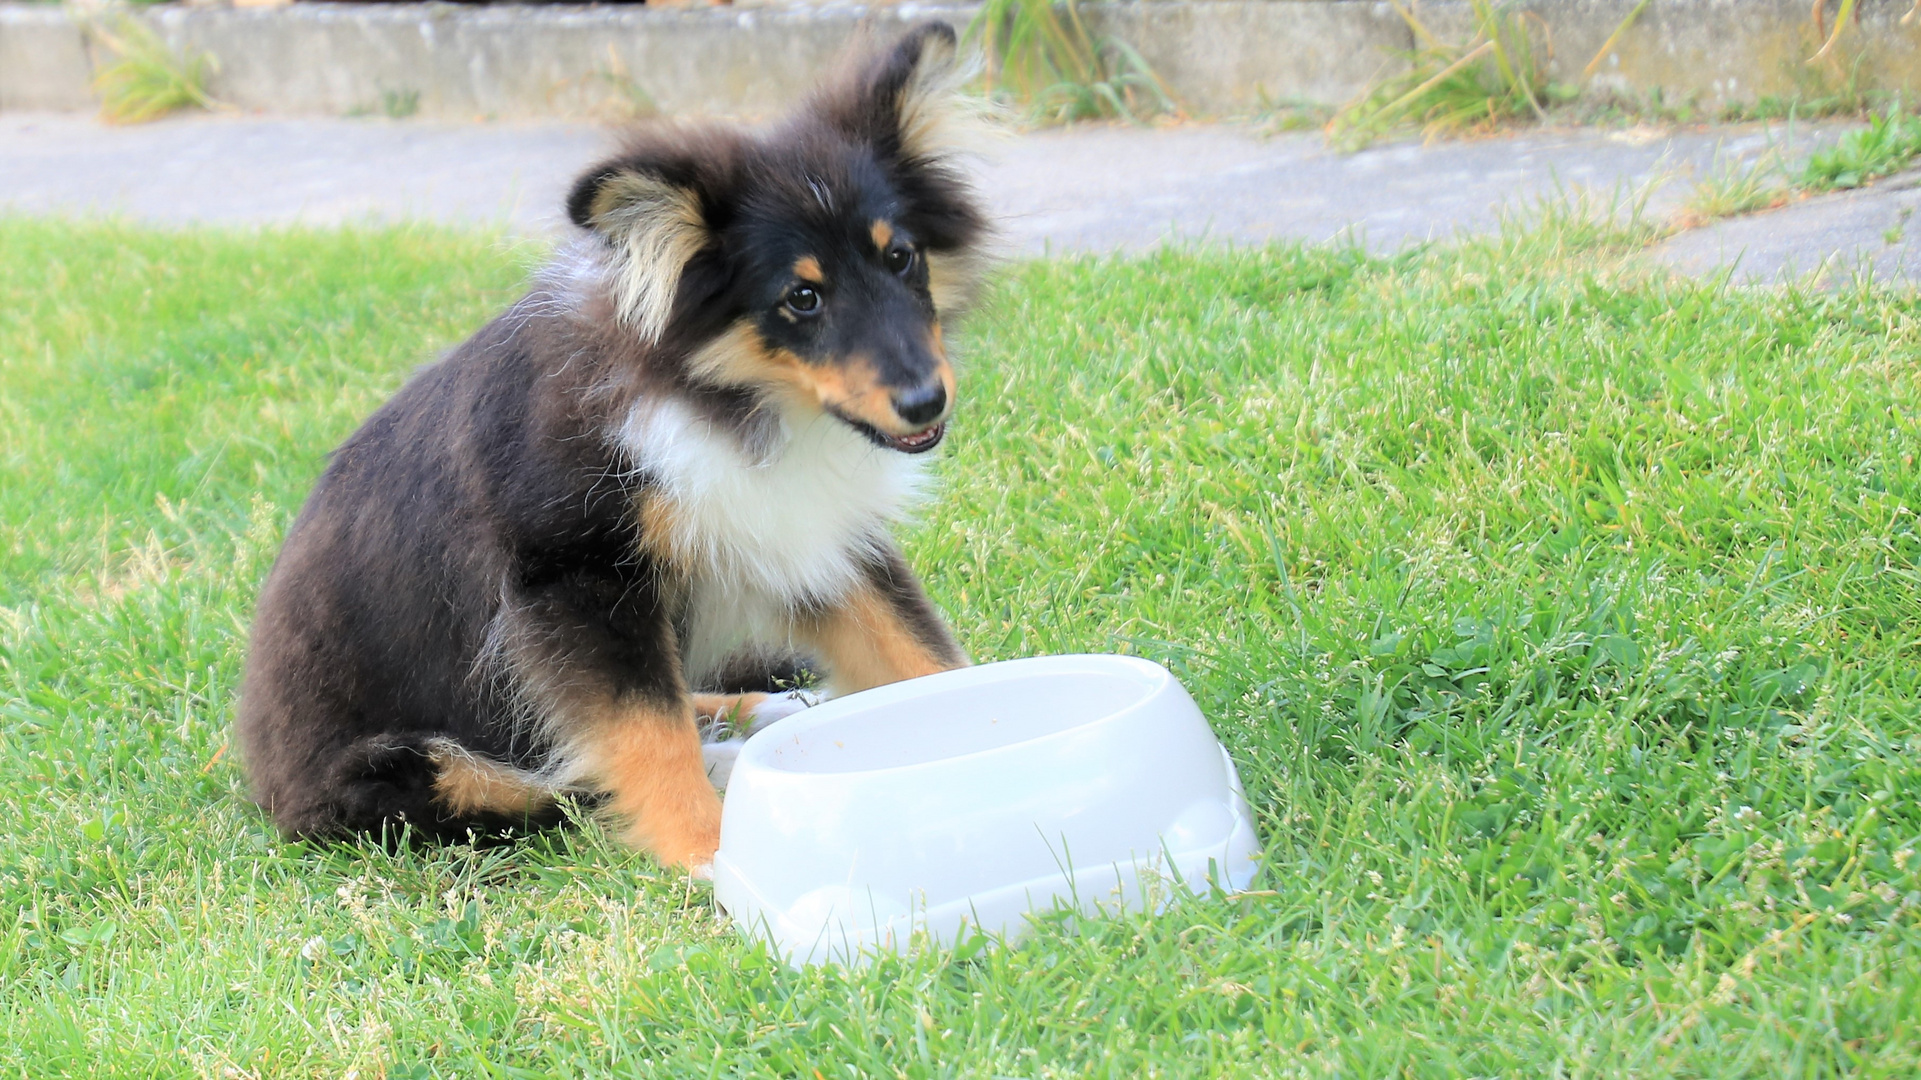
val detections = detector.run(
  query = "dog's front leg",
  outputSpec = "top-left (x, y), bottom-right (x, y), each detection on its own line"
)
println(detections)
top-left (577, 699), bottom-right (720, 871)
top-left (795, 547), bottom-right (968, 695)
top-left (498, 574), bottom-right (720, 871)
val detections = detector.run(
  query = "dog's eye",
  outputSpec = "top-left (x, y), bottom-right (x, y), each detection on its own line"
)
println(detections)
top-left (885, 246), bottom-right (915, 276)
top-left (785, 285), bottom-right (821, 314)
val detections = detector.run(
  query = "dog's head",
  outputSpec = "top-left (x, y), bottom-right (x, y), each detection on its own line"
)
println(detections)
top-left (567, 22), bottom-right (988, 454)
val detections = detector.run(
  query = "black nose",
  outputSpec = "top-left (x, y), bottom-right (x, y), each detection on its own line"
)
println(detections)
top-left (892, 382), bottom-right (947, 427)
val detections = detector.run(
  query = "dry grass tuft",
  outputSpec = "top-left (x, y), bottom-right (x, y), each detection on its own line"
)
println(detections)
top-left (89, 17), bottom-right (219, 125)
top-left (1329, 0), bottom-right (1568, 149)
top-left (965, 0), bottom-right (1178, 124)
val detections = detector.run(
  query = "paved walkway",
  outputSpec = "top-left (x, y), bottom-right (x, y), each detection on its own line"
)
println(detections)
top-left (2, 111), bottom-right (1914, 284)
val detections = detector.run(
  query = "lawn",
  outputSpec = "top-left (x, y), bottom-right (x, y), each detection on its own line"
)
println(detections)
top-left (1, 215), bottom-right (1918, 1077)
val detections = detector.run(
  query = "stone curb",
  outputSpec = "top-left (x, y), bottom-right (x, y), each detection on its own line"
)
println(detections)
top-left (3, 0), bottom-right (1917, 120)
top-left (1419, 0), bottom-right (1921, 109)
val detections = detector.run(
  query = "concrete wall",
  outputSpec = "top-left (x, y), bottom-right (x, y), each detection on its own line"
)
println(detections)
top-left (0, 5), bottom-right (94, 109)
top-left (143, 1), bottom-right (981, 119)
top-left (1421, 0), bottom-right (1921, 110)
top-left (1080, 2), bottom-right (1409, 113)
top-left (2, 0), bottom-right (1917, 120)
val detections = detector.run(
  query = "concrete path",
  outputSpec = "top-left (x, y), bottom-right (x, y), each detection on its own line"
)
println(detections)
top-left (1651, 174), bottom-right (1921, 285)
top-left (2, 110), bottom-right (1914, 284)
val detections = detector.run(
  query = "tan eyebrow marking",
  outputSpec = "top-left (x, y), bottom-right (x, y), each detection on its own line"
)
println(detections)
top-left (870, 220), bottom-right (893, 251)
top-left (793, 256), bottom-right (824, 283)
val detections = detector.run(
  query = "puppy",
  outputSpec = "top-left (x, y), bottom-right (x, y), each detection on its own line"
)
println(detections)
top-left (234, 23), bottom-right (987, 872)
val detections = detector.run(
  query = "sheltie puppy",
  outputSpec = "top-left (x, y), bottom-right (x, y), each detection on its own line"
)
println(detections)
top-left (235, 22), bottom-right (988, 873)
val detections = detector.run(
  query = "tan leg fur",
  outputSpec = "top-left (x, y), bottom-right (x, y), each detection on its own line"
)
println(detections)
top-left (691, 692), bottom-right (769, 728)
top-left (797, 586), bottom-right (959, 695)
top-left (427, 739), bottom-right (556, 816)
top-left (577, 703), bottom-right (722, 870)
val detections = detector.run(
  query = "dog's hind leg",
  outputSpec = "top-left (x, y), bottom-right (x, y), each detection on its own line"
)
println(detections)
top-left (424, 738), bottom-right (562, 821)
top-left (295, 733), bottom-right (562, 845)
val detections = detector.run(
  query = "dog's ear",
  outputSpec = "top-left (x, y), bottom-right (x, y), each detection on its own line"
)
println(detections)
top-left (567, 140), bottom-right (727, 345)
top-left (814, 21), bottom-right (967, 166)
top-left (813, 22), bottom-right (990, 316)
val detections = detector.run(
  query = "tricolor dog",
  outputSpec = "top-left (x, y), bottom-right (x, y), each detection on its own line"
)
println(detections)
top-left (235, 23), bottom-right (987, 873)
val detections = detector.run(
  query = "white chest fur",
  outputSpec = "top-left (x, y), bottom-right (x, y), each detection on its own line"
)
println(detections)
top-left (616, 397), bottom-right (928, 678)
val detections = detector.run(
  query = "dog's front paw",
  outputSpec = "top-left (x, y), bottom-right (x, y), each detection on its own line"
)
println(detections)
top-left (744, 690), bottom-right (817, 732)
top-left (702, 738), bottom-right (745, 791)
top-left (633, 814), bottom-right (718, 876)
top-left (701, 692), bottom-right (819, 792)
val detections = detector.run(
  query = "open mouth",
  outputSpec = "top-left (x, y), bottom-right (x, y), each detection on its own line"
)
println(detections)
top-left (840, 416), bottom-right (947, 454)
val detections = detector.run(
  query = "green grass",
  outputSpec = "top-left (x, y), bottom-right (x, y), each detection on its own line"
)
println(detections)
top-left (1677, 105), bottom-right (1918, 229)
top-left (1803, 108), bottom-right (1921, 191)
top-left (1681, 148), bottom-right (1793, 228)
top-left (3, 216), bottom-right (1920, 1076)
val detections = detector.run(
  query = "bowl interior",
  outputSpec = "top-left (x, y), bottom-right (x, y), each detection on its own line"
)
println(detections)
top-left (760, 667), bottom-right (1156, 775)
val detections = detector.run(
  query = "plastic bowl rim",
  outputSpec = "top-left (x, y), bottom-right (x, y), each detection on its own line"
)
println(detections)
top-left (732, 653), bottom-right (1179, 781)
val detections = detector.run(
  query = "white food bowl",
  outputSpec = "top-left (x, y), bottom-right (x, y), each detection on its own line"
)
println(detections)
top-left (711, 654), bottom-right (1260, 964)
